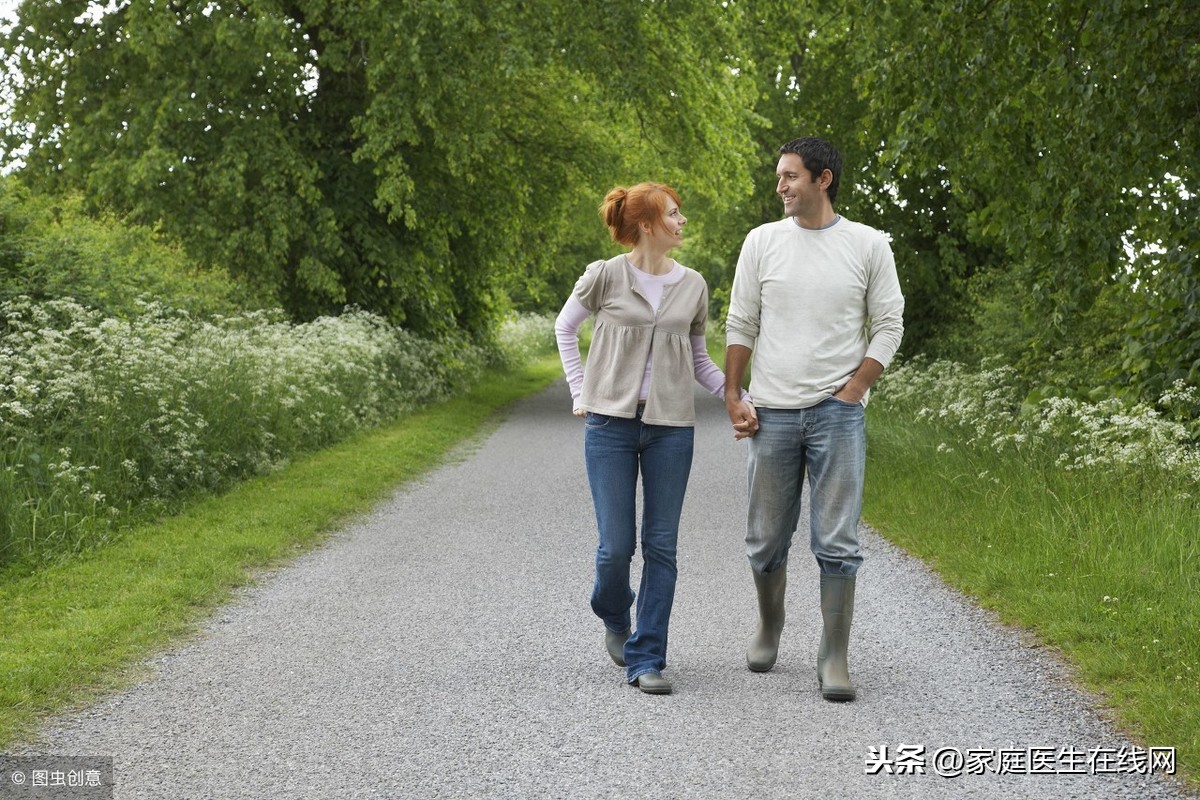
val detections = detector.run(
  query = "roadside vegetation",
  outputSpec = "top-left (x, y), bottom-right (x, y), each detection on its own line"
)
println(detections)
top-left (0, 295), bottom-right (553, 575)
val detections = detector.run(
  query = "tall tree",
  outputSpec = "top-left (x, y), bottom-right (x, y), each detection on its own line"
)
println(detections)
top-left (851, 0), bottom-right (1200, 391)
top-left (1, 0), bottom-right (760, 337)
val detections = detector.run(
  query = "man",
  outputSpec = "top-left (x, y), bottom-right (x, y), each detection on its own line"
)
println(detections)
top-left (724, 137), bottom-right (904, 701)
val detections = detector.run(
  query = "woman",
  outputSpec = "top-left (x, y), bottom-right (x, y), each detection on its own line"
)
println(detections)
top-left (555, 182), bottom-right (756, 694)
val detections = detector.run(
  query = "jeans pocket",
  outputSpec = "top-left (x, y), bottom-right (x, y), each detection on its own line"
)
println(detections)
top-left (584, 412), bottom-right (612, 428)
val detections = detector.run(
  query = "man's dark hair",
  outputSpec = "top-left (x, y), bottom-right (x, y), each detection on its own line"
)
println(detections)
top-left (778, 137), bottom-right (842, 206)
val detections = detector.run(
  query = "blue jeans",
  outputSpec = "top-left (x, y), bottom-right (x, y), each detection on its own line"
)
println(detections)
top-left (584, 410), bottom-right (694, 683)
top-left (745, 399), bottom-right (866, 576)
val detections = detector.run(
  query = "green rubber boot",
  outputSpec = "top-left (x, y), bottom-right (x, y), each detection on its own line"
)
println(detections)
top-left (605, 627), bottom-right (631, 667)
top-left (817, 573), bottom-right (857, 701)
top-left (746, 567), bottom-right (787, 672)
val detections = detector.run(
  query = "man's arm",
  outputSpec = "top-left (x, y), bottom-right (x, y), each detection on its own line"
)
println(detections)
top-left (861, 234), bottom-right (905, 370)
top-left (836, 232), bottom-right (904, 405)
top-left (833, 356), bottom-right (885, 405)
top-left (724, 344), bottom-right (758, 439)
top-left (724, 228), bottom-right (762, 439)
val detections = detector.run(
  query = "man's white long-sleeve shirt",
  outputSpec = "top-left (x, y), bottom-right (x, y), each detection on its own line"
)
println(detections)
top-left (725, 216), bottom-right (905, 409)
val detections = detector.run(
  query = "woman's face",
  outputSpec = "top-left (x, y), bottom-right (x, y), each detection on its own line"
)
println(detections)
top-left (648, 199), bottom-right (686, 249)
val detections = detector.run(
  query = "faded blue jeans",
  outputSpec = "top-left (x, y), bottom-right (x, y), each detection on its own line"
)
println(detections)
top-left (745, 399), bottom-right (866, 576)
top-left (584, 410), bottom-right (694, 684)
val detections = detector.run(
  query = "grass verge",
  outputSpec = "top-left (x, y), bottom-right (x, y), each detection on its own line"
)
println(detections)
top-left (0, 356), bottom-right (563, 748)
top-left (863, 408), bottom-right (1199, 791)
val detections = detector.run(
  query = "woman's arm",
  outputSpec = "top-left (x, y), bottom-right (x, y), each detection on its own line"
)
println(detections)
top-left (692, 333), bottom-right (752, 401)
top-left (694, 333), bottom-right (758, 438)
top-left (691, 333), bottom-right (726, 397)
top-left (555, 295), bottom-right (591, 413)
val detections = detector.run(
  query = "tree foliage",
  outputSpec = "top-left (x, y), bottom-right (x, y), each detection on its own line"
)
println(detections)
top-left (1, 0), bottom-right (759, 337)
top-left (0, 175), bottom-right (245, 316)
top-left (850, 0), bottom-right (1200, 395)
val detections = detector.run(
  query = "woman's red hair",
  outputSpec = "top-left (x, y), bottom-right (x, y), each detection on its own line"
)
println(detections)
top-left (599, 182), bottom-right (681, 246)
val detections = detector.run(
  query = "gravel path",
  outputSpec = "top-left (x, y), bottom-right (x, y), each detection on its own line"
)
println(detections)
top-left (14, 382), bottom-right (1192, 799)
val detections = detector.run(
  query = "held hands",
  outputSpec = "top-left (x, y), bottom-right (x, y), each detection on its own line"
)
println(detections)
top-left (573, 400), bottom-right (760, 436)
top-left (727, 398), bottom-right (759, 440)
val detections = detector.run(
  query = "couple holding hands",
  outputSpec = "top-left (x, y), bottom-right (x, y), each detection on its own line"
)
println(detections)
top-left (555, 137), bottom-right (905, 697)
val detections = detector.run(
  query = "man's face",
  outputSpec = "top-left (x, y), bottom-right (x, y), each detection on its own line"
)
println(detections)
top-left (775, 153), bottom-right (823, 217)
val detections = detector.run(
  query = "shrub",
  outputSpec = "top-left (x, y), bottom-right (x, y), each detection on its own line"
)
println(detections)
top-left (490, 312), bottom-right (557, 368)
top-left (0, 179), bottom-right (252, 317)
top-left (0, 297), bottom-right (487, 568)
top-left (876, 356), bottom-right (1200, 486)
